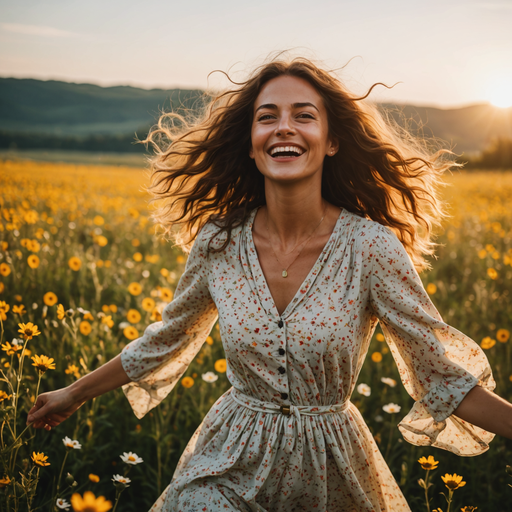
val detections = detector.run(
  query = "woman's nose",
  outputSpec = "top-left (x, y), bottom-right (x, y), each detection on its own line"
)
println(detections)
top-left (275, 114), bottom-right (294, 135)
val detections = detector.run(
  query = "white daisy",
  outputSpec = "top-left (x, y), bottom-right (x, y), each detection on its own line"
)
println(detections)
top-left (202, 372), bottom-right (219, 383)
top-left (382, 403), bottom-right (401, 414)
top-left (56, 498), bottom-right (70, 510)
top-left (62, 436), bottom-right (82, 450)
top-left (380, 377), bottom-right (397, 388)
top-left (120, 451), bottom-right (143, 465)
top-left (112, 474), bottom-right (131, 486)
top-left (356, 383), bottom-right (371, 397)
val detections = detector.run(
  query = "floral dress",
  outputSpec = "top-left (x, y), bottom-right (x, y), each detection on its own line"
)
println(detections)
top-left (120, 207), bottom-right (495, 512)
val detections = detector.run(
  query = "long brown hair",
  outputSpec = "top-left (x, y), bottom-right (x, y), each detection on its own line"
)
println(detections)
top-left (143, 57), bottom-right (455, 271)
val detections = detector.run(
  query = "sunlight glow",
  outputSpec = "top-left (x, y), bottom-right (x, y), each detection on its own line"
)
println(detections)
top-left (487, 80), bottom-right (512, 108)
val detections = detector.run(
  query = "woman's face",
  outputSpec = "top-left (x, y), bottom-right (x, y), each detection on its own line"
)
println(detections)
top-left (249, 75), bottom-right (337, 185)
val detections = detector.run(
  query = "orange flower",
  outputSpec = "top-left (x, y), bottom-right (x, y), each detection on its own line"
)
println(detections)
top-left (371, 352), bottom-right (383, 363)
top-left (56, 304), bottom-right (65, 320)
top-left (142, 297), bottom-right (155, 312)
top-left (487, 268), bottom-right (498, 280)
top-left (123, 326), bottom-right (139, 340)
top-left (214, 359), bottom-right (227, 373)
top-left (31, 452), bottom-right (50, 467)
top-left (31, 354), bottom-right (56, 373)
top-left (12, 304), bottom-right (26, 315)
top-left (480, 336), bottom-right (496, 349)
top-left (497, 329), bottom-right (510, 343)
top-left (160, 287), bottom-right (173, 302)
top-left (71, 491), bottom-right (112, 512)
top-left (133, 252), bottom-right (143, 262)
top-left (181, 377), bottom-right (194, 388)
top-left (0, 264), bottom-right (10, 277)
top-left (127, 309), bottom-right (141, 324)
top-left (88, 474), bottom-right (100, 483)
top-left (43, 292), bottom-right (58, 306)
top-left (27, 254), bottom-right (40, 269)
top-left (206, 336), bottom-right (214, 346)
top-left (128, 282), bottom-right (142, 296)
top-left (18, 322), bottom-right (41, 340)
top-left (68, 257), bottom-right (82, 271)
top-left (79, 321), bottom-right (92, 335)
top-left (0, 301), bottom-right (9, 321)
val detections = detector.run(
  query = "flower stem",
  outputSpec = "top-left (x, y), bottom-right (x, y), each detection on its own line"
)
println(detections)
top-left (384, 413), bottom-right (395, 460)
top-left (424, 469), bottom-right (431, 512)
top-left (446, 488), bottom-right (453, 512)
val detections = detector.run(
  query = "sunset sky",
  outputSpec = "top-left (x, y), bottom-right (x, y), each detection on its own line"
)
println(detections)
top-left (1, 0), bottom-right (511, 108)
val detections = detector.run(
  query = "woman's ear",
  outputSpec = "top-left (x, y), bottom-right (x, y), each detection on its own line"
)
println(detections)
top-left (249, 146), bottom-right (254, 159)
top-left (328, 140), bottom-right (339, 156)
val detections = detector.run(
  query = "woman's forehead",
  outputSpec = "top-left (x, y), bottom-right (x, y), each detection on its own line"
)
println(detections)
top-left (254, 75), bottom-right (323, 110)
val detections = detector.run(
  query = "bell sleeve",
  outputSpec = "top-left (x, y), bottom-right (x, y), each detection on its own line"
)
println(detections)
top-left (120, 224), bottom-right (219, 419)
top-left (365, 223), bottom-right (496, 456)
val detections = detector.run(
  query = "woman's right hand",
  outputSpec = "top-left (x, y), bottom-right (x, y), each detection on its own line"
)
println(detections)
top-left (26, 387), bottom-right (86, 431)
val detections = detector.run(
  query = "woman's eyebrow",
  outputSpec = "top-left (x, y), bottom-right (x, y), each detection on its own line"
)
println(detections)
top-left (255, 102), bottom-right (320, 113)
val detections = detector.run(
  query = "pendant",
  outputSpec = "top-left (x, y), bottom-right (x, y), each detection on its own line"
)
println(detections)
top-left (282, 270), bottom-right (288, 278)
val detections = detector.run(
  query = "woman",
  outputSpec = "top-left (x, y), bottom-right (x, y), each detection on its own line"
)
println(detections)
top-left (26, 58), bottom-right (512, 511)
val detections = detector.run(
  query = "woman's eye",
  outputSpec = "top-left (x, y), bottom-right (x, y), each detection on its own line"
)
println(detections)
top-left (258, 114), bottom-right (274, 121)
top-left (297, 113), bottom-right (315, 119)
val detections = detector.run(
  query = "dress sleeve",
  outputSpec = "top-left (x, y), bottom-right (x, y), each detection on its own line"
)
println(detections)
top-left (366, 223), bottom-right (496, 456)
top-left (120, 224), bottom-right (218, 419)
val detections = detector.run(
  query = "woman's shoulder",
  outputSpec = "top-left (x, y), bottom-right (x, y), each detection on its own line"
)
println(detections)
top-left (194, 216), bottom-right (245, 253)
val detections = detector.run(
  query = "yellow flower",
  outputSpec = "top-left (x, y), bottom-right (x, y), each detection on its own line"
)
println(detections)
top-left (441, 473), bottom-right (466, 490)
top-left (460, 507), bottom-right (478, 512)
top-left (109, 304), bottom-right (117, 313)
top-left (150, 308), bottom-right (162, 322)
top-left (14, 295), bottom-right (22, 302)
top-left (31, 451), bottom-right (50, 467)
top-left (31, 354), bottom-right (56, 373)
top-left (95, 235), bottom-right (108, 247)
top-left (102, 304), bottom-right (110, 313)
top-left (426, 283), bottom-right (437, 295)
top-left (88, 474), bottom-right (100, 483)
top-left (27, 254), bottom-right (40, 269)
top-left (477, 248), bottom-right (487, 259)
top-left (18, 322), bottom-right (41, 340)
top-left (160, 287), bottom-right (173, 302)
top-left (160, 268), bottom-right (169, 277)
top-left (376, 333), bottom-right (385, 342)
top-left (79, 321), bottom-right (92, 335)
top-left (0, 283), bottom-right (4, 293)
top-left (181, 376), bottom-right (195, 388)
top-left (65, 364), bottom-right (80, 378)
top-left (83, 311), bottom-right (94, 321)
top-left (214, 359), bottom-right (227, 373)
top-left (0, 301), bottom-right (9, 321)
top-left (176, 255), bottom-right (185, 264)
top-left (0, 391), bottom-right (12, 402)
top-left (101, 315), bottom-right (114, 328)
top-left (497, 329), bottom-right (510, 343)
top-left (371, 352), bottom-right (383, 363)
top-left (0, 263), bottom-right (11, 277)
top-left (418, 455), bottom-right (439, 470)
top-left (12, 304), bottom-right (26, 315)
top-left (57, 304), bottom-right (65, 320)
top-left (131, 238), bottom-right (140, 247)
top-left (206, 336), bottom-right (214, 346)
top-left (96, 259), bottom-right (104, 268)
top-left (71, 491), bottom-right (112, 512)
top-left (487, 268), bottom-right (498, 280)
top-left (93, 215), bottom-right (104, 226)
top-left (0, 475), bottom-right (11, 488)
top-left (28, 240), bottom-right (40, 252)
top-left (123, 326), bottom-right (139, 340)
top-left (480, 336), bottom-right (496, 349)
top-left (2, 342), bottom-right (22, 356)
top-left (43, 291), bottom-right (58, 306)
top-left (0, 241), bottom-right (7, 251)
top-left (142, 297), bottom-right (155, 312)
top-left (68, 257), bottom-right (82, 271)
top-left (133, 252), bottom-right (143, 262)
top-left (127, 309), bottom-right (141, 324)
top-left (128, 282), bottom-right (142, 296)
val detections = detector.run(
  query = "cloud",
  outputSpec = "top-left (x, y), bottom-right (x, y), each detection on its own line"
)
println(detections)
top-left (0, 23), bottom-right (78, 38)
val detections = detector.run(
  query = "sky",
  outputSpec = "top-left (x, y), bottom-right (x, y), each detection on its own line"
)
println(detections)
top-left (1, 0), bottom-right (512, 108)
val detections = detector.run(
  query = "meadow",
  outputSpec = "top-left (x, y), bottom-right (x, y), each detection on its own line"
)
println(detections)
top-left (0, 159), bottom-right (511, 511)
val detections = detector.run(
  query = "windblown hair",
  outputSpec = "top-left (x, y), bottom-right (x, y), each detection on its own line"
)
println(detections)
top-left (143, 56), bottom-right (455, 271)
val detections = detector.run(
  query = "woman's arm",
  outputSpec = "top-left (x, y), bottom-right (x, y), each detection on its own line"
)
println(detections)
top-left (454, 385), bottom-right (512, 439)
top-left (26, 353), bottom-right (131, 430)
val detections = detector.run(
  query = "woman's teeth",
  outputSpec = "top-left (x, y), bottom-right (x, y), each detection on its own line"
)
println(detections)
top-left (269, 146), bottom-right (304, 157)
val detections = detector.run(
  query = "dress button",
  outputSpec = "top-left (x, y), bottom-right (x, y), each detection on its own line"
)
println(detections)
top-left (278, 366), bottom-right (286, 374)
top-left (281, 392), bottom-right (288, 400)
top-left (278, 348), bottom-right (285, 356)
top-left (278, 319), bottom-right (284, 328)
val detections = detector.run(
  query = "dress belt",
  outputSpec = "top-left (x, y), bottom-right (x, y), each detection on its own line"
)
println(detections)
top-left (230, 388), bottom-right (350, 457)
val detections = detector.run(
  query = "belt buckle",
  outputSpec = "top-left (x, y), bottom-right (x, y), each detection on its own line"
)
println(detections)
top-left (280, 405), bottom-right (291, 416)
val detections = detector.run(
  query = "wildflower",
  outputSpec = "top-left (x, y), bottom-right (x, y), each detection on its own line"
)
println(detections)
top-left (497, 329), bottom-right (510, 343)
top-left (176, 255), bottom-right (185, 264)
top-left (418, 455), bottom-right (439, 470)
top-left (382, 403), bottom-right (401, 414)
top-left (202, 372), bottom-right (219, 383)
top-left (120, 451), bottom-right (143, 465)
top-left (12, 304), bottom-right (26, 315)
top-left (31, 354), bottom-right (56, 373)
top-left (375, 333), bottom-right (385, 342)
top-left (133, 252), bottom-right (143, 262)
top-left (71, 491), bottom-right (112, 512)
top-left (0, 391), bottom-right (12, 402)
top-left (0, 263), bottom-right (10, 277)
top-left (487, 268), bottom-right (498, 280)
top-left (89, 474), bottom-right (100, 482)
top-left (128, 282), bottom-right (142, 296)
top-left (123, 326), bottom-right (139, 341)
top-left (109, 304), bottom-right (117, 313)
top-left (426, 283), bottom-right (437, 295)
top-left (357, 383), bottom-right (371, 396)
top-left (480, 336), bottom-right (496, 349)
top-left (0, 476), bottom-right (11, 488)
top-left (101, 315), bottom-right (114, 328)
top-left (93, 215), bottom-right (104, 226)
top-left (181, 376), bottom-right (195, 388)
top-left (27, 254), bottom-right (40, 268)
top-left (441, 473), bottom-right (466, 490)
top-left (371, 352), bottom-right (383, 363)
top-left (65, 364), bottom-right (81, 378)
top-left (31, 451), bottom-right (50, 467)
top-left (57, 304), bottom-right (65, 320)
top-left (62, 436), bottom-right (82, 450)
top-left (160, 287), bottom-right (173, 301)
top-left (381, 377), bottom-right (397, 387)
top-left (127, 309), bottom-right (141, 324)
top-left (18, 322), bottom-right (41, 340)
top-left (131, 238), bottom-right (140, 247)
top-left (460, 507), bottom-right (477, 512)
top-left (0, 301), bottom-right (9, 321)
top-left (142, 297), bottom-right (155, 312)
top-left (43, 291), bottom-right (58, 306)
top-left (56, 498), bottom-right (71, 510)
top-left (150, 308), bottom-right (162, 321)
top-left (214, 359), bottom-right (227, 373)
top-left (160, 268), bottom-right (169, 277)
top-left (68, 257), bottom-right (82, 271)
top-left (79, 321), bottom-right (92, 335)
top-left (206, 336), bottom-right (214, 345)
top-left (112, 474), bottom-right (131, 488)
top-left (2, 341), bottom-right (22, 356)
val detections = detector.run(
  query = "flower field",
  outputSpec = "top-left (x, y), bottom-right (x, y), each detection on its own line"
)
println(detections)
top-left (0, 159), bottom-right (511, 511)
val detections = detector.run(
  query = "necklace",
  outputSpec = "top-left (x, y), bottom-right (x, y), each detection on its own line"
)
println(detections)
top-left (265, 202), bottom-right (327, 278)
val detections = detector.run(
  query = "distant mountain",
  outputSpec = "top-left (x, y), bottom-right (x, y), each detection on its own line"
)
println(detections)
top-left (1, 77), bottom-right (511, 154)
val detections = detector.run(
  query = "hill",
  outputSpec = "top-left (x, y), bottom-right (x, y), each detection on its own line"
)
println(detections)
top-left (1, 77), bottom-right (511, 154)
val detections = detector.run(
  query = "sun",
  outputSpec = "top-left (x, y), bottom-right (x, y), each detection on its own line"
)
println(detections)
top-left (487, 81), bottom-right (512, 108)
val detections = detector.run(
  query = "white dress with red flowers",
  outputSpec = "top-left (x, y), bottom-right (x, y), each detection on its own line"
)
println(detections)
top-left (120, 207), bottom-right (495, 512)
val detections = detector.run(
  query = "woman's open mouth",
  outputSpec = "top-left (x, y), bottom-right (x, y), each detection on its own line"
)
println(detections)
top-left (268, 145), bottom-right (305, 160)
